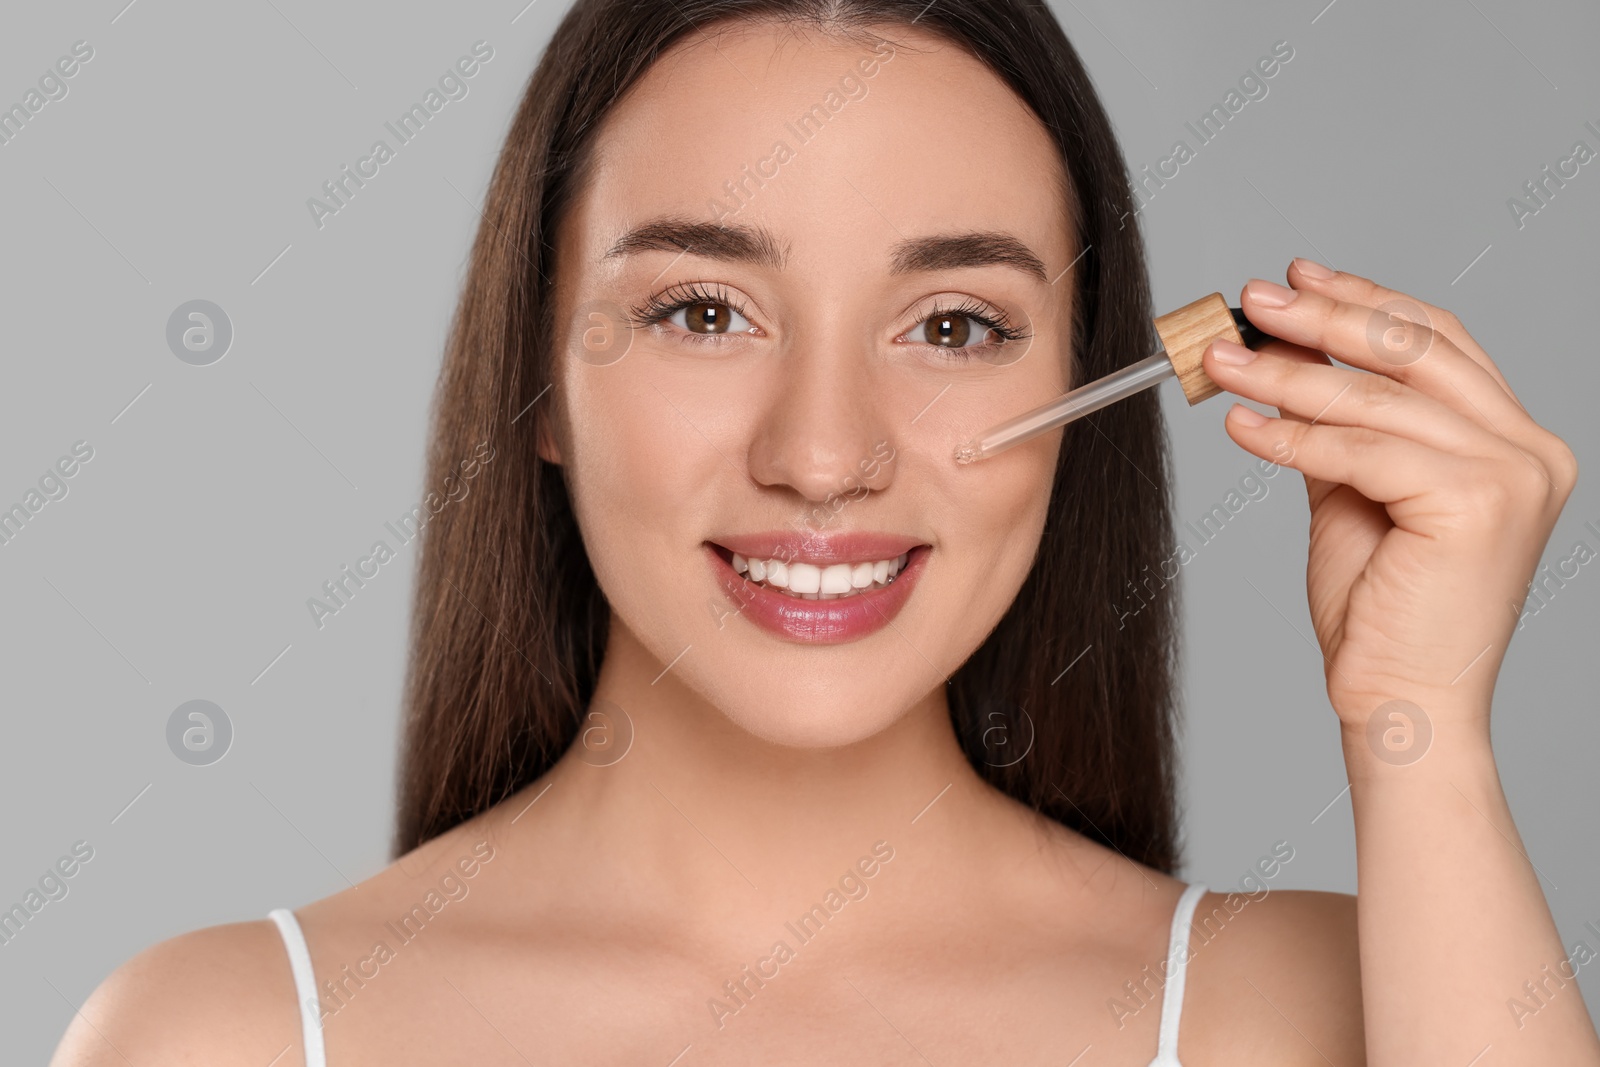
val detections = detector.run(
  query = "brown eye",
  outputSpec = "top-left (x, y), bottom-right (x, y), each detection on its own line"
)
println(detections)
top-left (685, 301), bottom-right (731, 334)
top-left (923, 314), bottom-right (974, 348)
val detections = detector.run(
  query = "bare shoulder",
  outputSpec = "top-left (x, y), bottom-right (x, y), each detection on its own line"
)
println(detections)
top-left (48, 916), bottom-right (303, 1067)
top-left (1183, 887), bottom-right (1365, 1065)
top-left (49, 810), bottom-right (511, 1067)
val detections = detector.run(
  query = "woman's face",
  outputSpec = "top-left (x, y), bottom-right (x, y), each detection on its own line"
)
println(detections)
top-left (548, 21), bottom-right (1077, 747)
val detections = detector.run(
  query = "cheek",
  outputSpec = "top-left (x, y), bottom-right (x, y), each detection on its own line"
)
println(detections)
top-left (919, 432), bottom-right (1059, 647)
top-left (900, 353), bottom-right (1064, 602)
top-left (559, 363), bottom-right (708, 597)
top-left (812, 366), bottom-right (1060, 684)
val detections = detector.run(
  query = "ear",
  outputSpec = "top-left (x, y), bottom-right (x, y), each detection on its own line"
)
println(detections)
top-left (535, 418), bottom-right (563, 466)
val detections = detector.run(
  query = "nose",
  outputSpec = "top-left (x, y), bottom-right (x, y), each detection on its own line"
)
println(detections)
top-left (746, 336), bottom-right (897, 507)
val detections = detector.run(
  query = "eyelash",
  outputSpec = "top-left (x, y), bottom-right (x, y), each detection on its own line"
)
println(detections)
top-left (626, 282), bottom-right (746, 340)
top-left (917, 298), bottom-right (1032, 356)
top-left (624, 283), bottom-right (1031, 359)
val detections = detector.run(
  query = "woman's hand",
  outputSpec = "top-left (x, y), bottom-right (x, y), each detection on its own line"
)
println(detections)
top-left (1200, 261), bottom-right (1600, 1064)
top-left (1200, 260), bottom-right (1578, 737)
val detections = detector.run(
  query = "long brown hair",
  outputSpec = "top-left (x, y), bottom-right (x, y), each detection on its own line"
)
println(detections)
top-left (394, 0), bottom-right (1181, 873)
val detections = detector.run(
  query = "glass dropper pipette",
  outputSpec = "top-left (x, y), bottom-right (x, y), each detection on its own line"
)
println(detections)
top-left (954, 294), bottom-right (1271, 465)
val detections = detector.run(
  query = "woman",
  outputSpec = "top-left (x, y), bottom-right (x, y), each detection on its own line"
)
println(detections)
top-left (53, 0), bottom-right (1597, 1064)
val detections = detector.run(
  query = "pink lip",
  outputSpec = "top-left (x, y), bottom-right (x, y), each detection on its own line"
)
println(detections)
top-left (703, 532), bottom-right (931, 645)
top-left (710, 530), bottom-right (927, 566)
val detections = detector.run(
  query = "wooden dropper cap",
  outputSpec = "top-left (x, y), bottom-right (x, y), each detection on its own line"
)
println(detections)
top-left (1152, 292), bottom-right (1270, 405)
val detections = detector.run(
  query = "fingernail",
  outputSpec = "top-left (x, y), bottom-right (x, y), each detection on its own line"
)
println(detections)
top-left (1246, 279), bottom-right (1299, 308)
top-left (1210, 338), bottom-right (1257, 365)
top-left (1293, 257), bottom-right (1334, 280)
top-left (1228, 403), bottom-right (1269, 427)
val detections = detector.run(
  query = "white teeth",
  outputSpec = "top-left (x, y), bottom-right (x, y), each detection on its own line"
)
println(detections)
top-left (787, 562), bottom-right (821, 594)
top-left (819, 564), bottom-right (852, 594)
top-left (725, 548), bottom-right (916, 600)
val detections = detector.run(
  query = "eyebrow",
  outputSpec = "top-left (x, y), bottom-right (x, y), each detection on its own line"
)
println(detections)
top-left (890, 229), bottom-right (1050, 283)
top-left (605, 217), bottom-right (787, 272)
top-left (603, 217), bottom-right (1050, 283)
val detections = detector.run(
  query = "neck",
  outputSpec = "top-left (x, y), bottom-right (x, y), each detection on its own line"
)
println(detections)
top-left (506, 619), bottom-right (1031, 928)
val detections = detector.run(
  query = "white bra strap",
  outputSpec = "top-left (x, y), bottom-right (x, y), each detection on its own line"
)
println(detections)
top-left (1152, 882), bottom-right (1210, 1063)
top-left (268, 908), bottom-right (327, 1067)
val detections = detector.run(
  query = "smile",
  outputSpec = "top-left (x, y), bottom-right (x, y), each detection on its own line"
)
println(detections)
top-left (730, 551), bottom-right (908, 600)
top-left (703, 533), bottom-right (930, 644)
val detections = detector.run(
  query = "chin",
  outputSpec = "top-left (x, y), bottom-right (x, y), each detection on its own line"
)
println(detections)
top-left (697, 670), bottom-right (925, 750)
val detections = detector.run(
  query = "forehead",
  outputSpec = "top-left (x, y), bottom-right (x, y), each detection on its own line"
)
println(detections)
top-left (572, 20), bottom-right (1074, 274)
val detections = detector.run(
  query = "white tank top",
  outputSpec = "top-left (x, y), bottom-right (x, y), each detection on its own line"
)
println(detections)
top-left (1147, 881), bottom-right (1209, 1066)
top-left (268, 880), bottom-right (1209, 1066)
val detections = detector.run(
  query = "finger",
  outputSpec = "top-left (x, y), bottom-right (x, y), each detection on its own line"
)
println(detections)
top-left (1284, 265), bottom-right (1584, 486)
top-left (1284, 259), bottom-right (1522, 404)
top-left (1204, 339), bottom-right (1505, 458)
top-left (1222, 402), bottom-right (1466, 507)
top-left (1237, 278), bottom-right (1534, 437)
top-left (1227, 343), bottom-right (1343, 511)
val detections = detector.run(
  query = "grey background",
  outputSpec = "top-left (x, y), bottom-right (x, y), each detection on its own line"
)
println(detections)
top-left (3, 0), bottom-right (1596, 1056)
